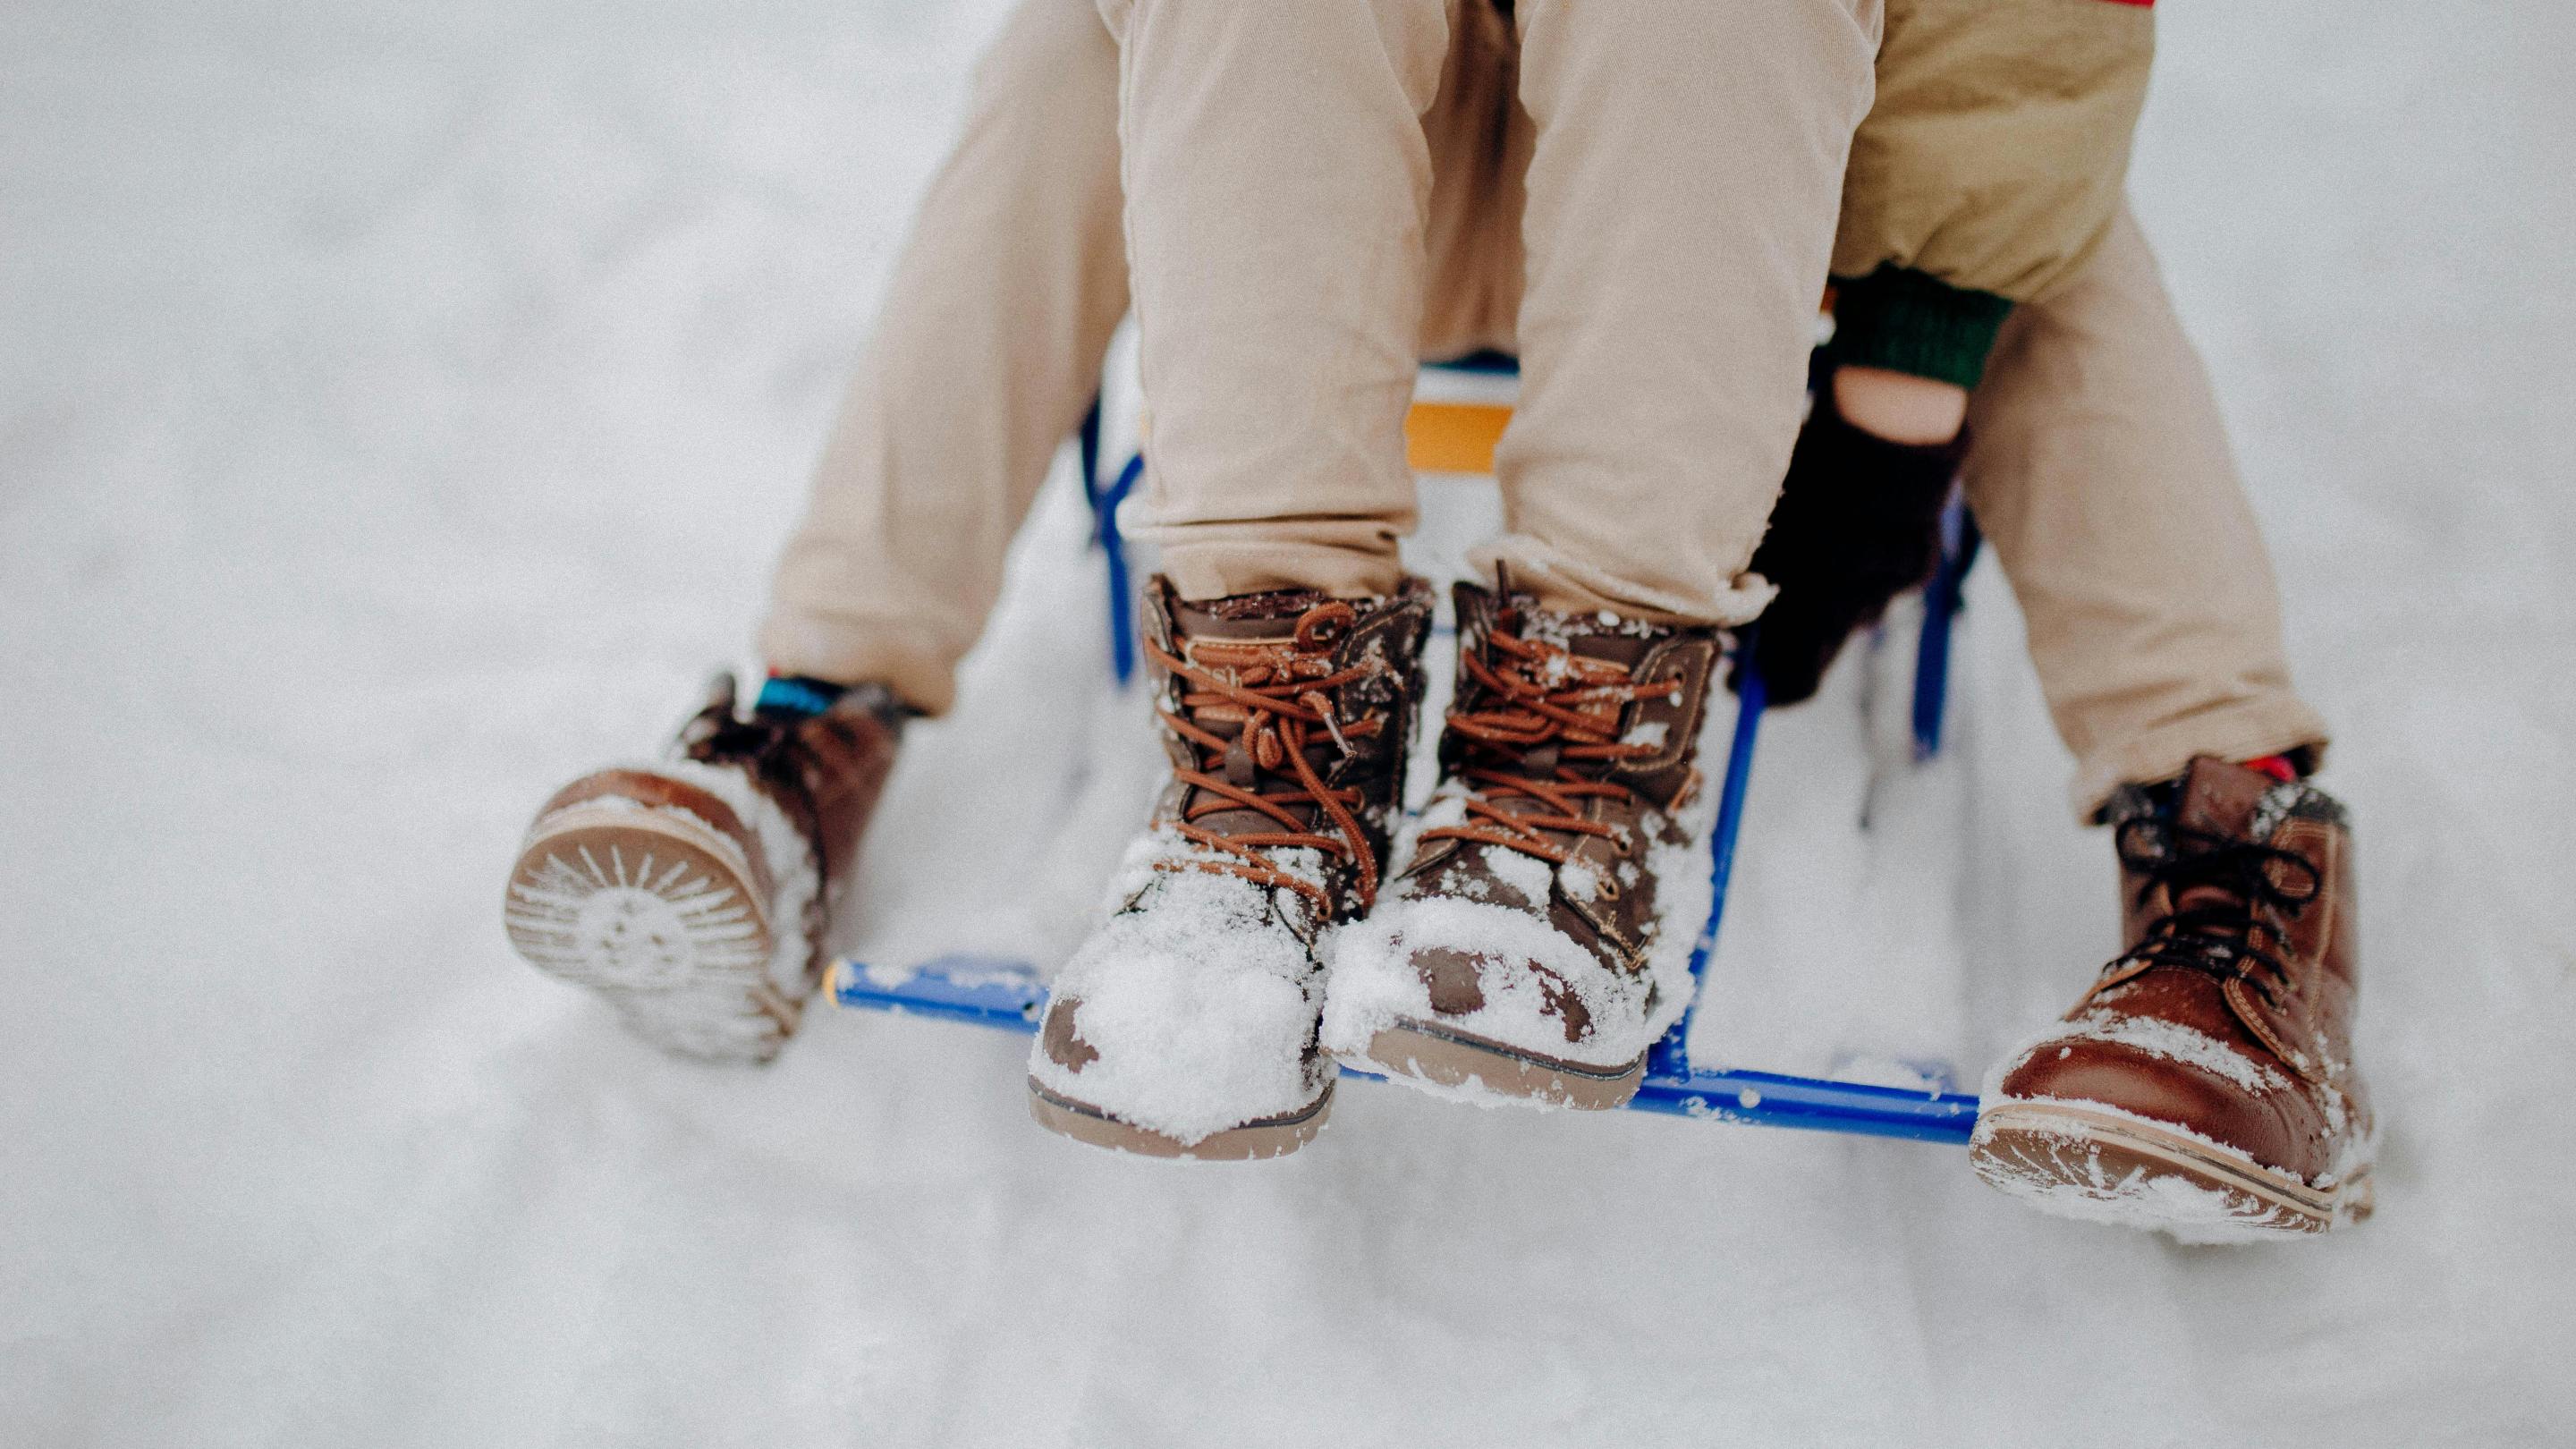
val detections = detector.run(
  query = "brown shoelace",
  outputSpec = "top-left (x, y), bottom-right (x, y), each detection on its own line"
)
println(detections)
top-left (1419, 622), bottom-right (1680, 869)
top-left (1148, 603), bottom-right (1386, 912)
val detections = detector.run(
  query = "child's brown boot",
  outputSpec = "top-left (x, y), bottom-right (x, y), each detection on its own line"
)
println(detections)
top-left (1323, 582), bottom-right (1724, 1109)
top-left (1028, 577), bottom-right (1432, 1158)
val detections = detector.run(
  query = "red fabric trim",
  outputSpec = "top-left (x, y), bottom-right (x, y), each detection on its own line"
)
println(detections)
top-left (2239, 754), bottom-right (2301, 784)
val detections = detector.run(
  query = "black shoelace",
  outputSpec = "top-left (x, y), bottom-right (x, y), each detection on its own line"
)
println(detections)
top-left (2110, 816), bottom-right (2322, 1007)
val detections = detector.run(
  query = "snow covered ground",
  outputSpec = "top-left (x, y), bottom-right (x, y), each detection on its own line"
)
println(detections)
top-left (5, 1), bottom-right (2572, 1443)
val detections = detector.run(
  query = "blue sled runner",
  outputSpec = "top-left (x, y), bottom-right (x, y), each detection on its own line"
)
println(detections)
top-left (835, 634), bottom-right (1982, 1146)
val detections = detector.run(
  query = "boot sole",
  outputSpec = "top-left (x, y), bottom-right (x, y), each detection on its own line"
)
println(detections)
top-left (504, 792), bottom-right (801, 1064)
top-left (1355, 1020), bottom-right (1644, 1111)
top-left (1026, 1078), bottom-right (1332, 1160)
top-left (1970, 1099), bottom-right (2375, 1238)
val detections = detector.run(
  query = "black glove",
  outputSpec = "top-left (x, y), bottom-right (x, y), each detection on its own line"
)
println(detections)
top-left (1731, 378), bottom-right (1968, 706)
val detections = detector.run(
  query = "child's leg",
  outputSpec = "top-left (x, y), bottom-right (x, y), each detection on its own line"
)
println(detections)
top-left (1479, 0), bottom-right (1881, 625)
top-left (1962, 205), bottom-right (2331, 821)
top-left (1098, 0), bottom-right (1456, 602)
top-left (1028, 0), bottom-right (1460, 1157)
top-left (759, 0), bottom-right (1129, 716)
top-left (1324, 0), bottom-right (1885, 1109)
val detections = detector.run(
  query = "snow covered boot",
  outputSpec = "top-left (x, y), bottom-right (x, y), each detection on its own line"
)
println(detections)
top-left (1729, 381), bottom-right (1965, 705)
top-left (1971, 758), bottom-right (2375, 1241)
top-left (503, 674), bottom-right (900, 1063)
top-left (1029, 577), bottom-right (1433, 1158)
top-left (1323, 582), bottom-right (1724, 1109)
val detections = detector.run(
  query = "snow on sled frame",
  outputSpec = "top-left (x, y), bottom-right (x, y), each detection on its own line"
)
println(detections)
top-left (834, 354), bottom-right (1986, 1146)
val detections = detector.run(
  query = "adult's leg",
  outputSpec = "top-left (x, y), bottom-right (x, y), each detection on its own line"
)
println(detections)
top-left (760, 0), bottom-right (1129, 716)
top-left (1965, 220), bottom-right (2362, 1242)
top-left (1723, 196), bottom-right (2364, 1238)
top-left (1483, 0), bottom-right (1880, 625)
top-left (1963, 205), bottom-right (2330, 820)
top-left (1099, 0), bottom-right (1457, 602)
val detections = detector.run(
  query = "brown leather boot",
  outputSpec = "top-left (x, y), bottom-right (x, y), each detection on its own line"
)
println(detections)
top-left (1971, 758), bottom-right (2374, 1240)
top-left (1028, 577), bottom-right (1433, 1158)
top-left (503, 674), bottom-right (900, 1063)
top-left (1322, 582), bottom-right (1724, 1109)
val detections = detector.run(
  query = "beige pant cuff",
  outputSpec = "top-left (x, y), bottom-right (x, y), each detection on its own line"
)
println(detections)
top-left (2068, 696), bottom-right (2334, 824)
top-left (755, 613), bottom-right (961, 718)
top-left (1471, 537), bottom-right (1777, 628)
top-left (1155, 539), bottom-right (1407, 603)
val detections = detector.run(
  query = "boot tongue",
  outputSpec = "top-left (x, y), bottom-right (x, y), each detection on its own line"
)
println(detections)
top-left (1174, 589), bottom-right (1330, 640)
top-left (2174, 758), bottom-right (2277, 842)
top-left (1510, 597), bottom-right (1658, 670)
top-left (2162, 758), bottom-right (2287, 922)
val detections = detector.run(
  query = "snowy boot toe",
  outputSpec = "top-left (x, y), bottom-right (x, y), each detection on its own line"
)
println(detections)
top-left (1030, 869), bottom-right (1343, 1159)
top-left (1324, 583), bottom-right (1724, 1110)
top-left (1970, 758), bottom-right (2375, 1241)
top-left (1028, 578), bottom-right (1432, 1158)
top-left (504, 674), bottom-right (898, 1063)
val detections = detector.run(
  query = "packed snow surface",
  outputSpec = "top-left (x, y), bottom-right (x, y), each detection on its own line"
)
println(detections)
top-left (7, 1), bottom-right (2575, 1445)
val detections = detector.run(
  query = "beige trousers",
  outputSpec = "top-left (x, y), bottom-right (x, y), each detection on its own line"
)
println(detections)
top-left (1099, 0), bottom-right (1880, 625)
top-left (1966, 211), bottom-right (2330, 816)
top-left (761, 0), bottom-right (1131, 718)
top-left (759, 0), bottom-right (2327, 820)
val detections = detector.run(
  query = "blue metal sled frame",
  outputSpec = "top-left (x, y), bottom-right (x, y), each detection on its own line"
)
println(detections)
top-left (836, 370), bottom-right (1984, 1146)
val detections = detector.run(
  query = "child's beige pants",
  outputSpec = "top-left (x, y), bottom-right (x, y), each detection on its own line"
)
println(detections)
top-left (1096, 0), bottom-right (1879, 627)
top-left (759, 0), bottom-right (2326, 819)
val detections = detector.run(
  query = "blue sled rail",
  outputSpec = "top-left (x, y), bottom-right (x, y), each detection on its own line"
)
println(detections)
top-left (831, 955), bottom-right (1979, 1145)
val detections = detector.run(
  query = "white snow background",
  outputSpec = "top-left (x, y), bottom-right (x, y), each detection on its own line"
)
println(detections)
top-left (5, 0), bottom-right (2572, 1444)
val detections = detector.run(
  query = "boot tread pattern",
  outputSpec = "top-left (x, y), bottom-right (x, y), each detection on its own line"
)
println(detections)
top-left (504, 802), bottom-right (796, 1063)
